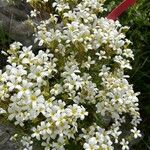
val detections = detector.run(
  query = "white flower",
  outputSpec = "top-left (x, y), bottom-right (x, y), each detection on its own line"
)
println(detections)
top-left (111, 127), bottom-right (122, 143)
top-left (28, 90), bottom-right (45, 109)
top-left (19, 45), bottom-right (33, 59)
top-left (99, 65), bottom-right (110, 77)
top-left (84, 137), bottom-right (99, 150)
top-left (7, 79), bottom-right (21, 92)
top-left (0, 108), bottom-right (6, 114)
top-left (17, 80), bottom-right (32, 98)
top-left (95, 50), bottom-right (107, 60)
top-left (30, 9), bottom-right (39, 17)
top-left (130, 127), bottom-right (142, 139)
top-left (52, 140), bottom-right (65, 150)
top-left (21, 136), bottom-right (33, 150)
top-left (10, 42), bottom-right (22, 50)
top-left (123, 49), bottom-right (134, 59)
top-left (41, 141), bottom-right (51, 150)
top-left (82, 56), bottom-right (95, 70)
top-left (44, 0), bottom-right (48, 3)
top-left (120, 139), bottom-right (129, 150)
top-left (31, 127), bottom-right (41, 140)
top-left (10, 134), bottom-right (18, 141)
top-left (50, 84), bottom-right (62, 96)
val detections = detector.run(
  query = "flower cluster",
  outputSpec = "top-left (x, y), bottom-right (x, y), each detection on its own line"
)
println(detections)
top-left (0, 0), bottom-right (141, 149)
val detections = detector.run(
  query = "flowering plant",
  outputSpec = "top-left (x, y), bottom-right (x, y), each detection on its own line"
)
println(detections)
top-left (0, 0), bottom-right (141, 150)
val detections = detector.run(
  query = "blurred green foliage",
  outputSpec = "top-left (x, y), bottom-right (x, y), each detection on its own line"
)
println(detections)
top-left (0, 20), bottom-right (12, 48)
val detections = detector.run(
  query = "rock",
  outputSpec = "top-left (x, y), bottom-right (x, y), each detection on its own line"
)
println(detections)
top-left (0, 0), bottom-right (34, 46)
top-left (0, 125), bottom-right (20, 150)
top-left (0, 0), bottom-right (50, 47)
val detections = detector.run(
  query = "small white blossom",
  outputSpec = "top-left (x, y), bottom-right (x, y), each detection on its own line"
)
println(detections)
top-left (21, 136), bottom-right (33, 150)
top-left (130, 127), bottom-right (142, 139)
top-left (0, 108), bottom-right (6, 114)
top-left (30, 9), bottom-right (40, 17)
top-left (120, 139), bottom-right (129, 150)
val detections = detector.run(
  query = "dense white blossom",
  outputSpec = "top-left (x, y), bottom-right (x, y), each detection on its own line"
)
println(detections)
top-left (0, 0), bottom-right (141, 149)
top-left (21, 136), bottom-right (33, 150)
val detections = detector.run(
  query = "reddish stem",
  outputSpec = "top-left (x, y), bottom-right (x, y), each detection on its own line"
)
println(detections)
top-left (106, 0), bottom-right (137, 20)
